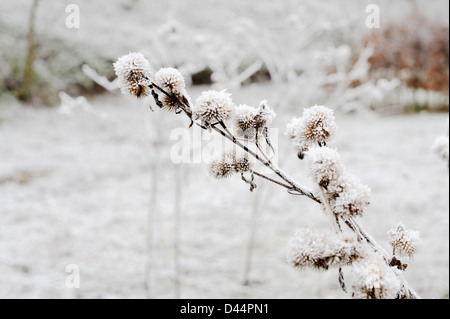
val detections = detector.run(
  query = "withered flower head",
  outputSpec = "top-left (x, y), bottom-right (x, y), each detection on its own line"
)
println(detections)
top-left (114, 52), bottom-right (152, 98)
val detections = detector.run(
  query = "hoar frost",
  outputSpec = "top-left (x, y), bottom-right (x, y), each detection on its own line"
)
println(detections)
top-left (350, 255), bottom-right (402, 299)
top-left (306, 146), bottom-right (371, 218)
top-left (233, 100), bottom-right (276, 141)
top-left (208, 151), bottom-right (252, 179)
top-left (193, 90), bottom-right (234, 128)
top-left (286, 105), bottom-right (336, 150)
top-left (113, 52), bottom-right (152, 98)
top-left (288, 228), bottom-right (361, 270)
top-left (155, 67), bottom-right (191, 112)
top-left (388, 223), bottom-right (422, 259)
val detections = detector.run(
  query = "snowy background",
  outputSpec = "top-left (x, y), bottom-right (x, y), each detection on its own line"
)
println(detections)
top-left (0, 0), bottom-right (448, 299)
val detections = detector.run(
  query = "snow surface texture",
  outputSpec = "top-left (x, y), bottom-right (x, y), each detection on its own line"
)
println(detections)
top-left (0, 85), bottom-right (448, 298)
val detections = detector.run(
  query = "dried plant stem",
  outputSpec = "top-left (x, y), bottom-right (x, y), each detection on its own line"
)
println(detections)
top-left (252, 171), bottom-right (293, 190)
top-left (317, 187), bottom-right (341, 234)
top-left (216, 121), bottom-right (320, 203)
top-left (149, 83), bottom-right (319, 203)
top-left (17, 0), bottom-right (39, 101)
top-left (342, 217), bottom-right (418, 299)
top-left (148, 83), bottom-right (419, 299)
top-left (255, 140), bottom-right (272, 164)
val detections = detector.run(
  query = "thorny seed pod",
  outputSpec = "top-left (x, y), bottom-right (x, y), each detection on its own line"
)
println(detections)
top-left (155, 67), bottom-right (186, 95)
top-left (255, 99), bottom-right (276, 130)
top-left (306, 146), bottom-right (344, 190)
top-left (155, 67), bottom-right (191, 112)
top-left (208, 152), bottom-right (237, 179)
top-left (287, 228), bottom-right (361, 271)
top-left (388, 223), bottom-right (422, 259)
top-left (234, 104), bottom-right (259, 140)
top-left (234, 156), bottom-right (253, 173)
top-left (113, 52), bottom-right (152, 98)
top-left (328, 173), bottom-right (371, 218)
top-left (234, 101), bottom-right (276, 141)
top-left (350, 256), bottom-right (402, 299)
top-left (194, 90), bottom-right (234, 128)
top-left (286, 105), bottom-right (336, 150)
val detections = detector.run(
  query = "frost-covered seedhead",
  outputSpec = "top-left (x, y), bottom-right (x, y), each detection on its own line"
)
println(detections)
top-left (388, 223), bottom-right (421, 259)
top-left (209, 152), bottom-right (236, 179)
top-left (287, 228), bottom-right (360, 271)
top-left (329, 173), bottom-right (371, 218)
top-left (233, 100), bottom-right (276, 141)
top-left (234, 156), bottom-right (253, 173)
top-left (286, 117), bottom-right (305, 151)
top-left (194, 90), bottom-right (234, 128)
top-left (351, 255), bottom-right (402, 299)
top-left (256, 99), bottom-right (276, 129)
top-left (286, 105), bottom-right (336, 149)
top-left (208, 152), bottom-right (253, 179)
top-left (306, 146), bottom-right (344, 189)
top-left (114, 52), bottom-right (152, 98)
top-left (155, 67), bottom-right (190, 112)
top-left (155, 67), bottom-right (186, 95)
top-left (234, 104), bottom-right (259, 140)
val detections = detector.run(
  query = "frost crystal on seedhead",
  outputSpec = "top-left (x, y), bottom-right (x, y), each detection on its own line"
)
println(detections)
top-left (234, 156), bottom-right (253, 173)
top-left (388, 223), bottom-right (422, 259)
top-left (351, 255), bottom-right (401, 299)
top-left (208, 152), bottom-right (253, 178)
top-left (329, 173), bottom-right (371, 218)
top-left (155, 67), bottom-right (186, 95)
top-left (256, 99), bottom-right (276, 128)
top-left (113, 52), bottom-right (152, 98)
top-left (306, 146), bottom-right (344, 189)
top-left (234, 101), bottom-right (276, 141)
top-left (208, 152), bottom-right (237, 179)
top-left (286, 117), bottom-right (305, 150)
top-left (234, 104), bottom-right (259, 140)
top-left (194, 90), bottom-right (234, 128)
top-left (155, 67), bottom-right (190, 112)
top-left (286, 105), bottom-right (336, 149)
top-left (287, 228), bottom-right (360, 270)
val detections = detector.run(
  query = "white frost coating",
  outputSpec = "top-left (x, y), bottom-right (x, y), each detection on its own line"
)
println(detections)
top-left (208, 151), bottom-right (236, 179)
top-left (306, 146), bottom-right (344, 187)
top-left (234, 104), bottom-right (259, 140)
top-left (351, 253), bottom-right (402, 299)
top-left (388, 223), bottom-right (422, 259)
top-left (193, 90), bottom-right (235, 127)
top-left (286, 105), bottom-right (337, 150)
top-left (257, 99), bottom-right (276, 127)
top-left (233, 101), bottom-right (277, 140)
top-left (155, 67), bottom-right (191, 111)
top-left (287, 227), bottom-right (360, 270)
top-left (329, 173), bottom-right (371, 218)
top-left (113, 52), bottom-right (152, 97)
top-left (155, 67), bottom-right (186, 95)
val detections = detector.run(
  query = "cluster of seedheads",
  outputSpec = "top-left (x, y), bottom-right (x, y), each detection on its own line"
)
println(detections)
top-left (114, 52), bottom-right (423, 299)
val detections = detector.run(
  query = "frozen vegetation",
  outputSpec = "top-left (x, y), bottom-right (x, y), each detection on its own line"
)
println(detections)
top-left (0, 0), bottom-right (448, 298)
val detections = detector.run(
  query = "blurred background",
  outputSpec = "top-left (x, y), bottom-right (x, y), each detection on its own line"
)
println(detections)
top-left (0, 0), bottom-right (448, 298)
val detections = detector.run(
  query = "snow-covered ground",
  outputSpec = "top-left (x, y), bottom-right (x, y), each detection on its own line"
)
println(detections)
top-left (0, 85), bottom-right (448, 298)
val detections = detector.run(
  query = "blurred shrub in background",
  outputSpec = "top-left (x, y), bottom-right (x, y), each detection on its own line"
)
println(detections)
top-left (0, 0), bottom-right (448, 112)
top-left (364, 9), bottom-right (449, 112)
